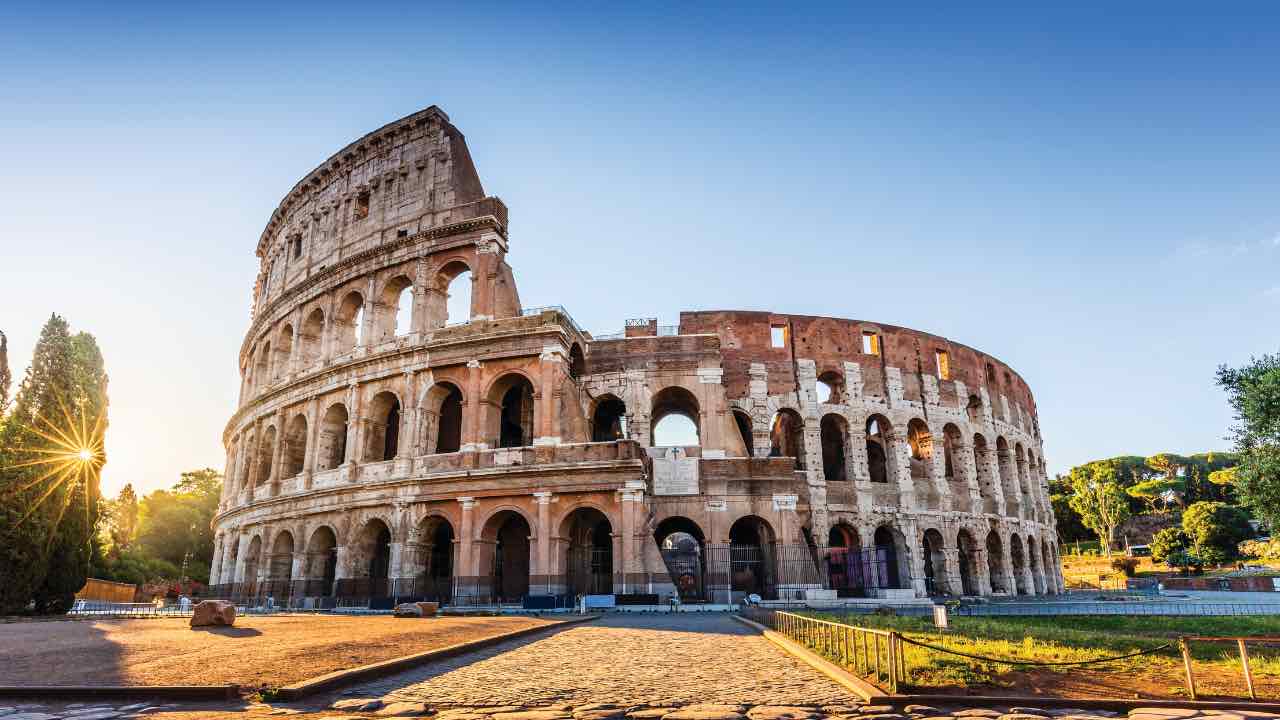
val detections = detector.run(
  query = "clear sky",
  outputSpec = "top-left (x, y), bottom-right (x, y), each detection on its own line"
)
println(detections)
top-left (1, 2), bottom-right (1277, 498)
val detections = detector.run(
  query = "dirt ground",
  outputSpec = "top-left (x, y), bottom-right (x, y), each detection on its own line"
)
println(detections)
top-left (0, 614), bottom-right (558, 691)
top-left (908, 665), bottom-right (1279, 701)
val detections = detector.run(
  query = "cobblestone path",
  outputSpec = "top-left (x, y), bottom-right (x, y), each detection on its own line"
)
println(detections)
top-left (352, 613), bottom-right (857, 707)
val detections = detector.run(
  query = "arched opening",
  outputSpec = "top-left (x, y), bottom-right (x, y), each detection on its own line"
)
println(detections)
top-left (364, 391), bottom-right (401, 461)
top-left (284, 414), bottom-right (308, 478)
top-left (382, 275), bottom-right (414, 339)
top-left (820, 414), bottom-right (848, 481)
top-left (996, 437), bottom-right (1019, 517)
top-left (243, 536), bottom-right (263, 589)
top-left (336, 291), bottom-right (364, 352)
top-left (769, 408), bottom-right (805, 469)
top-left (568, 344), bottom-right (585, 380)
top-left (426, 382), bottom-right (464, 453)
top-left (268, 531), bottom-right (294, 603)
top-left (985, 531), bottom-right (1007, 594)
top-left (872, 526), bottom-right (907, 590)
top-left (826, 524), bottom-right (864, 597)
top-left (655, 517), bottom-right (706, 602)
top-left (227, 536), bottom-right (240, 586)
top-left (1027, 535), bottom-right (1044, 595)
top-left (305, 526), bottom-right (338, 597)
top-left (866, 415), bottom-right (892, 484)
top-left (907, 420), bottom-right (936, 508)
top-left (1027, 452), bottom-right (1041, 521)
top-left (966, 394), bottom-right (983, 425)
top-left (482, 511), bottom-right (531, 604)
top-left (256, 426), bottom-right (277, 488)
top-left (440, 262), bottom-right (472, 326)
top-left (353, 519), bottom-right (393, 598)
top-left (255, 342), bottom-right (271, 388)
top-left (562, 507), bottom-right (614, 596)
top-left (414, 516), bottom-right (455, 602)
top-left (942, 423), bottom-right (961, 481)
top-left (488, 374), bottom-right (535, 448)
top-left (1010, 534), bottom-right (1028, 595)
top-left (1015, 443), bottom-right (1030, 500)
top-left (957, 530), bottom-right (978, 596)
top-left (318, 403), bottom-right (348, 470)
top-left (651, 386), bottom-right (701, 447)
top-left (816, 370), bottom-right (845, 404)
top-left (729, 515), bottom-right (777, 599)
top-left (274, 325), bottom-right (293, 381)
top-left (732, 409), bottom-right (754, 457)
top-left (591, 395), bottom-right (627, 442)
top-left (973, 433), bottom-right (997, 513)
top-left (921, 528), bottom-right (949, 596)
top-left (301, 308), bottom-right (325, 367)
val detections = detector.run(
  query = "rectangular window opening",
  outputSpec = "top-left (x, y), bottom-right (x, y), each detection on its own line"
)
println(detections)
top-left (861, 331), bottom-right (880, 356)
top-left (936, 349), bottom-right (950, 380)
top-left (770, 325), bottom-right (787, 348)
top-left (354, 191), bottom-right (370, 220)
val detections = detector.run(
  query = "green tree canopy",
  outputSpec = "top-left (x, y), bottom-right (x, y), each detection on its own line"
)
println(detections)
top-left (1182, 501), bottom-right (1253, 566)
top-left (0, 315), bottom-right (108, 614)
top-left (134, 469), bottom-right (222, 582)
top-left (1217, 353), bottom-right (1280, 529)
top-left (1068, 461), bottom-right (1133, 556)
top-left (0, 330), bottom-right (11, 416)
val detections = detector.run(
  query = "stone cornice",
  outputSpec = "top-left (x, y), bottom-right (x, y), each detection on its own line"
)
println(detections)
top-left (256, 105), bottom-right (452, 256)
top-left (239, 215), bottom-right (505, 362)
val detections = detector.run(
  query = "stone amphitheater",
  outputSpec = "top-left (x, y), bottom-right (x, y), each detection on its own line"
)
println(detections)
top-left (208, 105), bottom-right (1063, 608)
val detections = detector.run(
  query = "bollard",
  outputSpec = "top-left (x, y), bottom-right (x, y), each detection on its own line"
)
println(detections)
top-left (1179, 636), bottom-right (1197, 700)
top-left (1238, 638), bottom-right (1256, 701)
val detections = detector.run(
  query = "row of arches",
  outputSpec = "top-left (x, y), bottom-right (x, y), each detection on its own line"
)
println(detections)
top-left (218, 506), bottom-right (617, 603)
top-left (242, 262), bottom-right (473, 398)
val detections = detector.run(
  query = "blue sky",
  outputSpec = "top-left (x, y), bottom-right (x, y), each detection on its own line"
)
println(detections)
top-left (1, 2), bottom-right (1277, 496)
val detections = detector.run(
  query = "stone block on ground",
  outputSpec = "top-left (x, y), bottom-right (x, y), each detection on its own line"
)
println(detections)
top-left (628, 710), bottom-right (677, 719)
top-left (332, 699), bottom-right (384, 712)
top-left (952, 713), bottom-right (1002, 719)
top-left (662, 712), bottom-right (745, 720)
top-left (189, 599), bottom-right (235, 627)
top-left (491, 712), bottom-right (572, 720)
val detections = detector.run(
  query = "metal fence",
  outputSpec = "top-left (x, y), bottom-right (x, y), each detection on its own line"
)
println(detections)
top-left (741, 607), bottom-right (902, 692)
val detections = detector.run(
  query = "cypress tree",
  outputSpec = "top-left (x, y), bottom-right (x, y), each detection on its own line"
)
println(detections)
top-left (0, 330), bottom-right (11, 416)
top-left (0, 315), bottom-right (108, 614)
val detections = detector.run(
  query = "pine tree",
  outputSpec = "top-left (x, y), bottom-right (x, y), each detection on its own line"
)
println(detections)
top-left (0, 330), bottom-right (11, 416)
top-left (0, 316), bottom-right (108, 614)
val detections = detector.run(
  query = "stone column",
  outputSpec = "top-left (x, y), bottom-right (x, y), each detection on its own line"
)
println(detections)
top-left (360, 276), bottom-right (377, 347)
top-left (972, 546), bottom-right (993, 596)
top-left (209, 534), bottom-right (224, 587)
top-left (943, 548), bottom-right (962, 596)
top-left (1001, 534), bottom-right (1017, 596)
top-left (620, 485), bottom-right (644, 594)
top-left (535, 348), bottom-right (563, 446)
top-left (892, 435), bottom-right (916, 507)
top-left (270, 410), bottom-right (287, 493)
top-left (396, 371), bottom-right (417, 475)
top-left (345, 382), bottom-right (361, 477)
top-left (532, 492), bottom-right (553, 594)
top-left (462, 359), bottom-right (485, 450)
top-left (457, 497), bottom-right (477, 597)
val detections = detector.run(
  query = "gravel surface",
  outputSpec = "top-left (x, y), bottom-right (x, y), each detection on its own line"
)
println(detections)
top-left (0, 614), bottom-right (557, 689)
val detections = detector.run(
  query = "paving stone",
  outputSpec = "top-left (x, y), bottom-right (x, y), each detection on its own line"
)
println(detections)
top-left (627, 710), bottom-right (678, 719)
top-left (661, 711), bottom-right (745, 720)
top-left (577, 710), bottom-right (628, 720)
top-left (1057, 716), bottom-right (1127, 720)
top-left (952, 712), bottom-right (1003, 719)
top-left (576, 706), bottom-right (628, 713)
top-left (1127, 713), bottom-right (1199, 720)
top-left (377, 702), bottom-right (434, 717)
top-left (8, 714), bottom-right (61, 720)
top-left (903, 709), bottom-right (944, 717)
top-left (747, 708), bottom-right (820, 720)
top-left (857, 710), bottom-right (897, 716)
top-left (61, 712), bottom-right (118, 720)
top-left (115, 708), bottom-right (148, 714)
top-left (362, 615), bottom-right (855, 708)
top-left (1009, 711), bottom-right (1052, 718)
top-left (1000, 715), bottom-right (1052, 720)
top-left (491, 712), bottom-right (572, 720)
top-left (332, 699), bottom-right (385, 712)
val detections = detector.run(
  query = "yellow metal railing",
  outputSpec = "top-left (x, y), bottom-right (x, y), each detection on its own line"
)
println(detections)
top-left (741, 607), bottom-right (902, 692)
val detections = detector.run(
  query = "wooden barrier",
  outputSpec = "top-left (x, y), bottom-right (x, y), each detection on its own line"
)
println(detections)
top-left (75, 578), bottom-right (136, 603)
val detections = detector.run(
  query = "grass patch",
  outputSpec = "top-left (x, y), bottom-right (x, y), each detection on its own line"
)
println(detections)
top-left (803, 612), bottom-right (1280, 691)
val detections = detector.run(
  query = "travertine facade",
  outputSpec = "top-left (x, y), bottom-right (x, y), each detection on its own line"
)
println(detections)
top-left (210, 106), bottom-right (1062, 606)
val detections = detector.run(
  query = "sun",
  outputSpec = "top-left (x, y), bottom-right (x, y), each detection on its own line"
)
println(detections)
top-left (5, 394), bottom-right (106, 530)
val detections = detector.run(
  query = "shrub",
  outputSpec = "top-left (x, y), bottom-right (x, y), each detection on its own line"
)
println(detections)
top-left (1110, 557), bottom-right (1139, 577)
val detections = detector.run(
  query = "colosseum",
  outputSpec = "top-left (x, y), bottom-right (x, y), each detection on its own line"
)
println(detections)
top-left (208, 105), bottom-right (1063, 609)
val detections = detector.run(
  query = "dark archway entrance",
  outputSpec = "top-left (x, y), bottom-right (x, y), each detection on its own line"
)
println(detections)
top-left (488, 512), bottom-right (531, 603)
top-left (414, 516), bottom-right (454, 603)
top-left (563, 508), bottom-right (614, 596)
top-left (728, 516), bottom-right (777, 600)
top-left (655, 517), bottom-right (706, 602)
